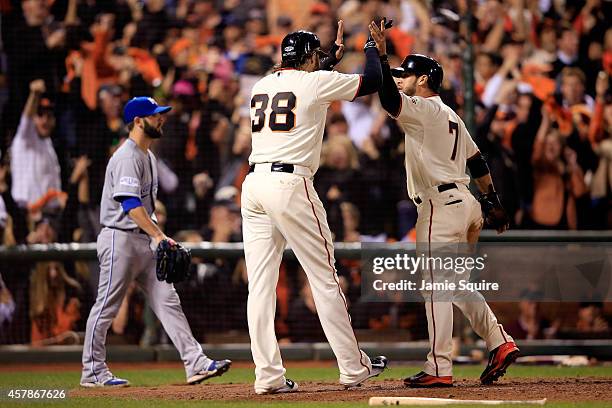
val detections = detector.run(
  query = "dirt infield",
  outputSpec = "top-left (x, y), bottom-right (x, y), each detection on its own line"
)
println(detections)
top-left (71, 377), bottom-right (612, 403)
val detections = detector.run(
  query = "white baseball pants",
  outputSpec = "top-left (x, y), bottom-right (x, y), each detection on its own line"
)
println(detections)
top-left (241, 171), bottom-right (372, 393)
top-left (414, 184), bottom-right (513, 377)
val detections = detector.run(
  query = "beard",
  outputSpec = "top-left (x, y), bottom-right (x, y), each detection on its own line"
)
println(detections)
top-left (143, 119), bottom-right (163, 139)
top-left (404, 84), bottom-right (416, 96)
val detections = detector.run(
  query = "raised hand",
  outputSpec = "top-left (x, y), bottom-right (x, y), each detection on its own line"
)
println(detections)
top-left (29, 79), bottom-right (46, 94)
top-left (368, 19), bottom-right (387, 56)
top-left (334, 20), bottom-right (345, 60)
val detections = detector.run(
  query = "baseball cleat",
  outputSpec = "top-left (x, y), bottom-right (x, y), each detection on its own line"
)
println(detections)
top-left (187, 359), bottom-right (232, 385)
top-left (343, 355), bottom-right (389, 388)
top-left (80, 376), bottom-right (130, 388)
top-left (404, 371), bottom-right (453, 388)
top-left (256, 378), bottom-right (299, 395)
top-left (480, 341), bottom-right (520, 385)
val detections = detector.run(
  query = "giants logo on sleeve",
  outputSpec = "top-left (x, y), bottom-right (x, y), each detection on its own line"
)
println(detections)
top-left (119, 176), bottom-right (140, 188)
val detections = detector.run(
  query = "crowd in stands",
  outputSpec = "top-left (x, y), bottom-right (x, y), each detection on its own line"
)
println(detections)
top-left (0, 0), bottom-right (610, 345)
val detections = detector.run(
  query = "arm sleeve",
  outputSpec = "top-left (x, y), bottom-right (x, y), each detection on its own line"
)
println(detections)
top-left (118, 196), bottom-right (143, 213)
top-left (481, 74), bottom-right (504, 108)
top-left (378, 59), bottom-right (402, 117)
top-left (13, 114), bottom-right (37, 146)
top-left (315, 71), bottom-right (362, 103)
top-left (355, 47), bottom-right (382, 98)
top-left (112, 158), bottom-right (143, 200)
top-left (157, 158), bottom-right (178, 193)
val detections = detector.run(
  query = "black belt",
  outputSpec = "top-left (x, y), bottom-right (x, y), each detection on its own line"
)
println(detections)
top-left (249, 163), bottom-right (295, 174)
top-left (413, 183), bottom-right (458, 205)
top-left (105, 226), bottom-right (148, 235)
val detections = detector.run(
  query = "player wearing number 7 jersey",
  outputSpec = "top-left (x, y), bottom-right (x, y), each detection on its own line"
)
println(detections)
top-left (242, 20), bottom-right (389, 395)
top-left (377, 53), bottom-right (519, 388)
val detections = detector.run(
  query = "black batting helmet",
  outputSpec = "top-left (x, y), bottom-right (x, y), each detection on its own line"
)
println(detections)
top-left (281, 30), bottom-right (323, 64)
top-left (391, 54), bottom-right (443, 92)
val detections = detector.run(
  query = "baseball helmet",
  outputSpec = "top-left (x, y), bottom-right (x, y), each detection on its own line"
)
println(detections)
top-left (281, 30), bottom-right (322, 64)
top-left (391, 54), bottom-right (443, 92)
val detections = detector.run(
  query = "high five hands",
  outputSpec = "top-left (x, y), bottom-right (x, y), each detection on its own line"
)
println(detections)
top-left (367, 18), bottom-right (392, 56)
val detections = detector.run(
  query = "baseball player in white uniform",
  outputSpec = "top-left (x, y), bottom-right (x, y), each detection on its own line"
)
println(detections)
top-left (377, 49), bottom-right (519, 387)
top-left (242, 22), bottom-right (389, 395)
top-left (80, 97), bottom-right (231, 387)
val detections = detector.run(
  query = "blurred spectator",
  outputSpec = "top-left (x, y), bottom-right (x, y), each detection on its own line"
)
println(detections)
top-left (0, 273), bottom-right (15, 326)
top-left (589, 72), bottom-right (612, 227)
top-left (286, 273), bottom-right (326, 343)
top-left (506, 291), bottom-right (558, 340)
top-left (2, 0), bottom-right (63, 134)
top-left (315, 136), bottom-right (361, 240)
top-left (10, 80), bottom-right (63, 214)
top-left (216, 122), bottom-right (251, 200)
top-left (340, 201), bottom-right (361, 242)
top-left (529, 107), bottom-right (588, 229)
top-left (560, 67), bottom-right (593, 110)
top-left (132, 0), bottom-right (170, 50)
top-left (72, 79), bottom-right (125, 209)
top-left (575, 302), bottom-right (610, 335)
top-left (201, 197), bottom-right (242, 243)
top-left (29, 261), bottom-right (81, 345)
top-left (110, 282), bottom-right (145, 345)
top-left (475, 52), bottom-right (502, 107)
top-left (26, 217), bottom-right (59, 244)
top-left (341, 95), bottom-right (379, 149)
top-left (511, 93), bottom-right (543, 198)
top-left (551, 26), bottom-right (580, 79)
top-left (474, 82), bottom-right (522, 225)
top-left (326, 112), bottom-right (349, 139)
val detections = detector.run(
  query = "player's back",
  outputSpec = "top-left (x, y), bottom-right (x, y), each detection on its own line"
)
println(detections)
top-left (248, 69), bottom-right (360, 173)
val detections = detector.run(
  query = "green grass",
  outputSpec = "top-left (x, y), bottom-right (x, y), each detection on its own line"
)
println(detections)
top-left (0, 365), bottom-right (610, 407)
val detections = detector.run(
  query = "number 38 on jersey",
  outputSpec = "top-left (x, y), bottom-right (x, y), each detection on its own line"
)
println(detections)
top-left (251, 92), bottom-right (297, 133)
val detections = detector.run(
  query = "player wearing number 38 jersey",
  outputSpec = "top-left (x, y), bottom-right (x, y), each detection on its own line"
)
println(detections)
top-left (242, 21), bottom-right (389, 395)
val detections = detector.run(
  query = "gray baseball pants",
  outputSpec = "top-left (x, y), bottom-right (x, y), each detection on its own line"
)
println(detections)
top-left (81, 228), bottom-right (209, 383)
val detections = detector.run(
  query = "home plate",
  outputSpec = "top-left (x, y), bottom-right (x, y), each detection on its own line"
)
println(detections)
top-left (369, 397), bottom-right (547, 406)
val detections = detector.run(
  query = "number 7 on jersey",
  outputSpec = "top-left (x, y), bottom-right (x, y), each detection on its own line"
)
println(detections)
top-left (449, 120), bottom-right (459, 161)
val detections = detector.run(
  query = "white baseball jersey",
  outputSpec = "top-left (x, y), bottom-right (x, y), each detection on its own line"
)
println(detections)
top-left (388, 94), bottom-right (513, 379)
top-left (390, 95), bottom-right (479, 198)
top-left (10, 114), bottom-right (61, 207)
top-left (243, 68), bottom-right (376, 391)
top-left (248, 69), bottom-right (361, 174)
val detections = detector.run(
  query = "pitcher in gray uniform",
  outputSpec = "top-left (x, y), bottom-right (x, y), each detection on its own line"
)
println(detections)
top-left (80, 96), bottom-right (231, 387)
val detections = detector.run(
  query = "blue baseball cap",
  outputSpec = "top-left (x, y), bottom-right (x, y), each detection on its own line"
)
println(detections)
top-left (123, 97), bottom-right (172, 124)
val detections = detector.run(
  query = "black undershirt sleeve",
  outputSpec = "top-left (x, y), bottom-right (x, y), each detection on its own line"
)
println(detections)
top-left (355, 48), bottom-right (382, 97)
top-left (378, 57), bottom-right (402, 117)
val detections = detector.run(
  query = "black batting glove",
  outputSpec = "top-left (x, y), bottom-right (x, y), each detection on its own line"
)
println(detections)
top-left (478, 190), bottom-right (510, 233)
